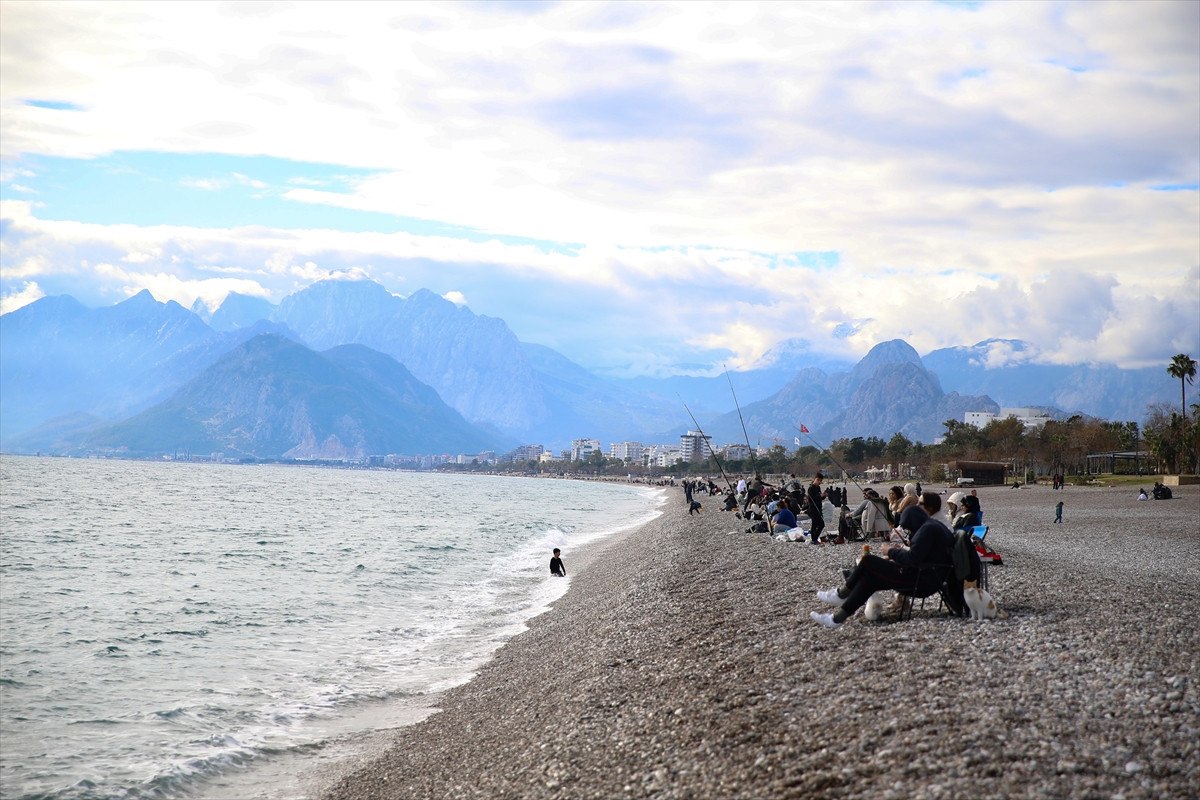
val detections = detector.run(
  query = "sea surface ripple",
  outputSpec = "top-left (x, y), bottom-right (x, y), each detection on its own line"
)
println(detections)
top-left (0, 456), bottom-right (663, 799)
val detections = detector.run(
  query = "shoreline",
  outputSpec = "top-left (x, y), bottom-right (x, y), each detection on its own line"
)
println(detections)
top-left (317, 484), bottom-right (1199, 800)
top-left (191, 480), bottom-right (667, 800)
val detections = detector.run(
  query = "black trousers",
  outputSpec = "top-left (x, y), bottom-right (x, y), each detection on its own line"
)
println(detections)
top-left (809, 511), bottom-right (825, 540)
top-left (833, 553), bottom-right (930, 622)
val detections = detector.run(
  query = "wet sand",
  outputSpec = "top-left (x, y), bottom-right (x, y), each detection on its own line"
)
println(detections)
top-left (318, 483), bottom-right (1199, 800)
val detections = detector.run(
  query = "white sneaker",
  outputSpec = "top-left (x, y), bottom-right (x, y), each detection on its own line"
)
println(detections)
top-left (810, 611), bottom-right (841, 629)
top-left (816, 588), bottom-right (844, 607)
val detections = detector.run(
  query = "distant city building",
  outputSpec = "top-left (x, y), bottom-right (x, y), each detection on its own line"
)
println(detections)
top-left (864, 465), bottom-right (891, 482)
top-left (643, 443), bottom-right (682, 467)
top-left (964, 407), bottom-right (1051, 430)
top-left (570, 438), bottom-right (602, 461)
top-left (610, 441), bottom-right (645, 461)
top-left (964, 411), bottom-right (995, 428)
top-left (723, 443), bottom-right (752, 461)
top-left (510, 444), bottom-right (545, 462)
top-left (679, 430), bottom-right (714, 463)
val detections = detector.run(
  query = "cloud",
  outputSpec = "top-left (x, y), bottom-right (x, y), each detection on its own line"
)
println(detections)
top-left (0, 2), bottom-right (1196, 374)
top-left (0, 280), bottom-right (45, 314)
top-left (3, 197), bottom-right (1195, 375)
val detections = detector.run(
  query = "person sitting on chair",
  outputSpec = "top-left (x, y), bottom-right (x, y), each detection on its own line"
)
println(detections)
top-left (811, 492), bottom-right (954, 628)
top-left (847, 488), bottom-right (891, 539)
top-left (945, 492), bottom-right (980, 533)
top-left (894, 483), bottom-right (920, 516)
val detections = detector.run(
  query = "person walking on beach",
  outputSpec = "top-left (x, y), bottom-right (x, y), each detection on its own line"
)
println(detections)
top-left (1054, 500), bottom-right (1064, 524)
top-left (550, 548), bottom-right (566, 577)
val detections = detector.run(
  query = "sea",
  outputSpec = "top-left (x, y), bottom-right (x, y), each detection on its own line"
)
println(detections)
top-left (0, 456), bottom-right (665, 800)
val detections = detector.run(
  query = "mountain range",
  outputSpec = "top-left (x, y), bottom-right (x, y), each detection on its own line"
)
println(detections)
top-left (0, 278), bottom-right (1181, 459)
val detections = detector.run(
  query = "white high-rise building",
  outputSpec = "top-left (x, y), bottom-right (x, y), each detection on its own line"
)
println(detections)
top-left (680, 430), bottom-right (714, 462)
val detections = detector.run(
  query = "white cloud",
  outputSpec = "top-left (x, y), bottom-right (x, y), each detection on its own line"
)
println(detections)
top-left (0, 280), bottom-right (44, 314)
top-left (0, 2), bottom-right (1196, 373)
top-left (3, 198), bottom-right (1195, 374)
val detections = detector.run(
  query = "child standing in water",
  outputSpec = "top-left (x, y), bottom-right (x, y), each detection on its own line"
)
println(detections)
top-left (549, 548), bottom-right (566, 577)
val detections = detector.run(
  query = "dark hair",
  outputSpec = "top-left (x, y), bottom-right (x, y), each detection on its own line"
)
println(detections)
top-left (814, 472), bottom-right (824, 480)
top-left (553, 548), bottom-right (560, 554)
top-left (919, 491), bottom-right (941, 514)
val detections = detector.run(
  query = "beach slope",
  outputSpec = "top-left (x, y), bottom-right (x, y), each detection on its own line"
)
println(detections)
top-left (322, 485), bottom-right (1199, 800)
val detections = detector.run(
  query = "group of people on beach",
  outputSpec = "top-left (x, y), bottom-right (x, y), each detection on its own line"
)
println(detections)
top-left (1139, 482), bottom-right (1173, 501)
top-left (681, 472), bottom-right (999, 629)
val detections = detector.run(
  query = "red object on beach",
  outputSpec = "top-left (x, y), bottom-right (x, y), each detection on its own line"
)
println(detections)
top-left (975, 541), bottom-right (1003, 565)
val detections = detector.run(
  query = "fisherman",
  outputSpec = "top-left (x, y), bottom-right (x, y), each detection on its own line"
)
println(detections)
top-left (742, 473), bottom-right (765, 514)
top-left (807, 472), bottom-right (827, 544)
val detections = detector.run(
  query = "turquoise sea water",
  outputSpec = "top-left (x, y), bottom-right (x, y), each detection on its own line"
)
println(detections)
top-left (0, 456), bottom-right (664, 799)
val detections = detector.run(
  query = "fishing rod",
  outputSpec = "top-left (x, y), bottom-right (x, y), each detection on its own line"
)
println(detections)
top-left (794, 424), bottom-right (869, 497)
top-left (724, 366), bottom-right (759, 478)
top-left (680, 399), bottom-right (736, 493)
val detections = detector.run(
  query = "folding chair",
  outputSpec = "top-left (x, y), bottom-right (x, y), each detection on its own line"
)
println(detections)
top-left (898, 563), bottom-right (959, 621)
top-left (970, 526), bottom-right (993, 588)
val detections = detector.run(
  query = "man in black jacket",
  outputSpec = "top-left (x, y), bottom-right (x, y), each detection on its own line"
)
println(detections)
top-left (810, 492), bottom-right (954, 628)
top-left (806, 473), bottom-right (826, 544)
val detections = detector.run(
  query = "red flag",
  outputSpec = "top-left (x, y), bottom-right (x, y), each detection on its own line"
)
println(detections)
top-left (800, 424), bottom-right (809, 434)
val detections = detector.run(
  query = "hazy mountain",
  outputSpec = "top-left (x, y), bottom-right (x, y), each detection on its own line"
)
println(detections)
top-left (267, 279), bottom-right (695, 444)
top-left (1, 292), bottom-right (202, 438)
top-left (520, 343), bottom-right (683, 444)
top-left (0, 291), bottom-right (299, 446)
top-left (750, 337), bottom-right (856, 375)
top-left (615, 339), bottom-right (854, 422)
top-left (270, 280), bottom-right (549, 435)
top-left (3, 284), bottom-right (1182, 456)
top-left (922, 339), bottom-right (1177, 421)
top-left (700, 340), bottom-right (999, 445)
top-left (192, 292), bottom-right (278, 332)
top-left (74, 334), bottom-right (499, 459)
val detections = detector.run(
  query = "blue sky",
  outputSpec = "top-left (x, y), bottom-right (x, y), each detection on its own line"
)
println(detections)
top-left (1, 0), bottom-right (1197, 376)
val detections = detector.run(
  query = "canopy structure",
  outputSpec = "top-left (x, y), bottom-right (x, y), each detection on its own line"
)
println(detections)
top-left (1085, 450), bottom-right (1153, 475)
top-left (950, 460), bottom-right (1008, 486)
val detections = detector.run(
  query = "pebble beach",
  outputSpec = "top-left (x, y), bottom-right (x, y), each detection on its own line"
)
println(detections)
top-left (319, 483), bottom-right (1199, 800)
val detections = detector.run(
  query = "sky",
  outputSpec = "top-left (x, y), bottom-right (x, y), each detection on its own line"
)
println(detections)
top-left (1, 0), bottom-right (1197, 377)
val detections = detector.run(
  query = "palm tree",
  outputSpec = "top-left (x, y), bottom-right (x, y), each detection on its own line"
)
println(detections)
top-left (1167, 354), bottom-right (1198, 417)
